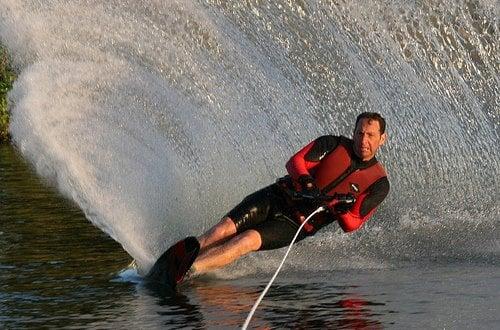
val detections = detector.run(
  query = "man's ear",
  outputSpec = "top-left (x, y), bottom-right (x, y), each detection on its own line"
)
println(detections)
top-left (380, 132), bottom-right (387, 145)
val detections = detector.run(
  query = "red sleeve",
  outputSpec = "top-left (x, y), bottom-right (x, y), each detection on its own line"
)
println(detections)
top-left (285, 140), bottom-right (321, 180)
top-left (334, 192), bottom-right (376, 232)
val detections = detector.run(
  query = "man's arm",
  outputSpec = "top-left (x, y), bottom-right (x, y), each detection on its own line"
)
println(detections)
top-left (334, 177), bottom-right (389, 232)
top-left (286, 135), bottom-right (340, 181)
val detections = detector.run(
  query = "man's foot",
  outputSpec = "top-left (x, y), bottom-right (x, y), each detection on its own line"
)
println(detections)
top-left (146, 236), bottom-right (200, 289)
top-left (173, 237), bottom-right (200, 285)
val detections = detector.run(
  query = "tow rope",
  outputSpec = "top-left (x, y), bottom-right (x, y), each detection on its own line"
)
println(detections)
top-left (242, 206), bottom-right (326, 329)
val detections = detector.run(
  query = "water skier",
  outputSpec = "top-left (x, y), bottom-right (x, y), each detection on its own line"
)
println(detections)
top-left (190, 112), bottom-right (389, 275)
top-left (148, 112), bottom-right (389, 287)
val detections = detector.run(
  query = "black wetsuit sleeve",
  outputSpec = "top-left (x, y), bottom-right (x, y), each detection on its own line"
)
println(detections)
top-left (304, 135), bottom-right (340, 162)
top-left (359, 177), bottom-right (390, 217)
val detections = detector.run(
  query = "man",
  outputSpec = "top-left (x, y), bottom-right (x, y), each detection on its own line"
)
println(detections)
top-left (187, 112), bottom-right (389, 278)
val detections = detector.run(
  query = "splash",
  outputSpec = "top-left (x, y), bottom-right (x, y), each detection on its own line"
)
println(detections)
top-left (1, 0), bottom-right (498, 273)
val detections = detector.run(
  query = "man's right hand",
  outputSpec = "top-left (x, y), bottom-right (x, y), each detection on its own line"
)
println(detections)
top-left (298, 174), bottom-right (321, 196)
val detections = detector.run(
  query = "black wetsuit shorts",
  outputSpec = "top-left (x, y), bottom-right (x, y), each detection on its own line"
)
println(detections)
top-left (226, 184), bottom-right (307, 250)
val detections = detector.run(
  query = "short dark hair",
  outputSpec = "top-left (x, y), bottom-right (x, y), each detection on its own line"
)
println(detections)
top-left (355, 112), bottom-right (386, 134)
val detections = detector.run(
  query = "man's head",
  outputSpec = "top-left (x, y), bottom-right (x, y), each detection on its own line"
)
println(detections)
top-left (353, 112), bottom-right (387, 161)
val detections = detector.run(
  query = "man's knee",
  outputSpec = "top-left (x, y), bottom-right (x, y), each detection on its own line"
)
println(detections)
top-left (234, 229), bottom-right (262, 252)
top-left (198, 216), bottom-right (237, 249)
top-left (212, 216), bottom-right (237, 237)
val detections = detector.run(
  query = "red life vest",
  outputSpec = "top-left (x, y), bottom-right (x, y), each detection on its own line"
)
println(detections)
top-left (298, 138), bottom-right (387, 233)
top-left (312, 140), bottom-right (387, 199)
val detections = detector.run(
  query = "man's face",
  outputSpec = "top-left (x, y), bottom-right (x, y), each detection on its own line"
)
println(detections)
top-left (353, 118), bottom-right (387, 161)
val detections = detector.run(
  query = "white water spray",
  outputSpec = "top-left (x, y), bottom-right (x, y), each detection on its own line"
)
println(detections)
top-left (0, 0), bottom-right (497, 273)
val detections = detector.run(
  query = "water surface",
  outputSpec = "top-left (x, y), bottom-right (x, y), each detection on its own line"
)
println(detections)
top-left (1, 144), bottom-right (498, 329)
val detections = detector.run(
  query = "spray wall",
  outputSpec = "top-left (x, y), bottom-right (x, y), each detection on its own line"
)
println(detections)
top-left (1, 0), bottom-right (498, 274)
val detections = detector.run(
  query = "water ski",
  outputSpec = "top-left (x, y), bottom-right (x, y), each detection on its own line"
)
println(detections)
top-left (145, 236), bottom-right (200, 290)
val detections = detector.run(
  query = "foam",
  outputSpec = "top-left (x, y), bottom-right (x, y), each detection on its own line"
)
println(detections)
top-left (1, 0), bottom-right (498, 273)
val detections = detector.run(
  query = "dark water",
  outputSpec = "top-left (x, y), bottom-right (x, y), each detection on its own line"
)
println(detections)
top-left (1, 144), bottom-right (499, 329)
top-left (0, 144), bottom-right (131, 327)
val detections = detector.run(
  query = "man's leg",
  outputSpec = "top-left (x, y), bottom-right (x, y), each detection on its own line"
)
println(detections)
top-left (191, 185), bottom-right (273, 276)
top-left (197, 216), bottom-right (238, 252)
top-left (192, 229), bottom-right (262, 274)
